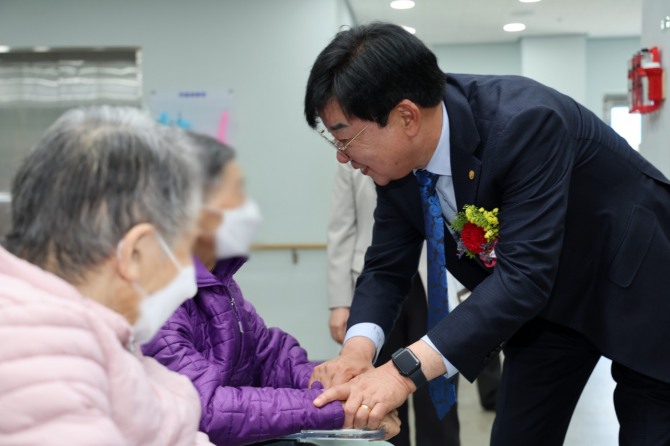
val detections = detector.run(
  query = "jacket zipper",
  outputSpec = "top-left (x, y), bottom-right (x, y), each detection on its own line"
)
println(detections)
top-left (229, 295), bottom-right (244, 333)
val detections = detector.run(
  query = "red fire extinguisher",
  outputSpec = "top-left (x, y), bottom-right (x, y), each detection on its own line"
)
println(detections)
top-left (628, 46), bottom-right (665, 114)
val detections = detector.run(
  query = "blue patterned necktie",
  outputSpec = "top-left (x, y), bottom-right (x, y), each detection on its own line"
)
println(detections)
top-left (415, 169), bottom-right (457, 420)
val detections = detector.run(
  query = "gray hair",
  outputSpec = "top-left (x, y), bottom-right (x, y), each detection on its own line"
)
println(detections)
top-left (3, 106), bottom-right (203, 283)
top-left (184, 131), bottom-right (236, 198)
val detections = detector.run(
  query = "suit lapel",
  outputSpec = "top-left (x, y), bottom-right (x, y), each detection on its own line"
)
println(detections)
top-left (443, 77), bottom-right (492, 275)
top-left (444, 77), bottom-right (482, 214)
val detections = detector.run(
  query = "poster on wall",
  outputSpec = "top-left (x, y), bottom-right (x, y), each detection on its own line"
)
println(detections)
top-left (148, 89), bottom-right (234, 144)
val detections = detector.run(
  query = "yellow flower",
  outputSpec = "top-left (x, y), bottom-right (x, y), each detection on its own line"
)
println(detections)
top-left (453, 205), bottom-right (499, 241)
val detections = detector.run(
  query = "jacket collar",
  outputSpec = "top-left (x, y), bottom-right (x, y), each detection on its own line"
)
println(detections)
top-left (0, 245), bottom-right (83, 300)
top-left (195, 256), bottom-right (247, 288)
top-left (0, 245), bottom-right (134, 348)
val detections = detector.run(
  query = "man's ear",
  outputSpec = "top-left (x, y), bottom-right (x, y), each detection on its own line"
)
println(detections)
top-left (394, 99), bottom-right (421, 137)
top-left (116, 223), bottom-right (156, 284)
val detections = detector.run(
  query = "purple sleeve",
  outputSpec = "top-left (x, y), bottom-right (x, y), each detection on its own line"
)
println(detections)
top-left (202, 384), bottom-right (343, 446)
top-left (143, 305), bottom-right (344, 446)
top-left (242, 299), bottom-right (320, 389)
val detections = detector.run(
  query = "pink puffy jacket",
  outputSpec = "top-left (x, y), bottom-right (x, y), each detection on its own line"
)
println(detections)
top-left (0, 246), bottom-right (211, 446)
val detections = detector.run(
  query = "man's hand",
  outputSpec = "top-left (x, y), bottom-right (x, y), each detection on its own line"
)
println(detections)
top-left (313, 361), bottom-right (414, 430)
top-left (331, 403), bottom-right (401, 441)
top-left (309, 337), bottom-right (376, 388)
top-left (328, 307), bottom-right (350, 344)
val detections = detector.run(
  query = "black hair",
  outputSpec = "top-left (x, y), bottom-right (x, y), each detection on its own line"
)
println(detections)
top-left (304, 22), bottom-right (446, 128)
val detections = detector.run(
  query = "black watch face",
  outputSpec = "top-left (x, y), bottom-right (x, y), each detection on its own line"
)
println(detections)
top-left (393, 349), bottom-right (420, 376)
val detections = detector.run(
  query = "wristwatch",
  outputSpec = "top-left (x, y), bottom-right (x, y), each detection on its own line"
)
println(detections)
top-left (391, 348), bottom-right (427, 389)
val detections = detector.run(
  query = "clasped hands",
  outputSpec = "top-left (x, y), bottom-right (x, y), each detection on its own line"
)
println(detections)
top-left (308, 338), bottom-right (414, 441)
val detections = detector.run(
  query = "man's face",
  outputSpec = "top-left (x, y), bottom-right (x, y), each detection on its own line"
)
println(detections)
top-left (318, 99), bottom-right (421, 186)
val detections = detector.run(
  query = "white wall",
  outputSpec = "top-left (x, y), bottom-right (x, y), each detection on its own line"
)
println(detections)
top-left (640, 0), bottom-right (670, 176)
top-left (586, 37), bottom-right (641, 119)
top-left (433, 42), bottom-right (522, 75)
top-left (433, 37), bottom-right (639, 117)
top-left (522, 35), bottom-right (588, 104)
top-left (0, 0), bottom-right (340, 245)
top-left (0, 0), bottom-right (349, 358)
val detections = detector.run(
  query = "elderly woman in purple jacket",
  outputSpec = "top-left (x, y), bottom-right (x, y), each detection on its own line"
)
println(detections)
top-left (142, 132), bottom-right (400, 446)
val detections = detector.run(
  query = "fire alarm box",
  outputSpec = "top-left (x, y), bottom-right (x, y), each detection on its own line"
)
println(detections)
top-left (628, 47), bottom-right (665, 114)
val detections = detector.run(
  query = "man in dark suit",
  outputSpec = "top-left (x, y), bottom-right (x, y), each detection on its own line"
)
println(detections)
top-left (304, 22), bottom-right (670, 445)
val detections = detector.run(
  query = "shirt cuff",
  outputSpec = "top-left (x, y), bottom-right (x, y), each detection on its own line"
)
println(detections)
top-left (343, 323), bottom-right (385, 364)
top-left (421, 335), bottom-right (459, 378)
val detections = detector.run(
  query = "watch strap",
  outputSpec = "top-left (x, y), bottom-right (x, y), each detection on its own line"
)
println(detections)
top-left (407, 364), bottom-right (427, 389)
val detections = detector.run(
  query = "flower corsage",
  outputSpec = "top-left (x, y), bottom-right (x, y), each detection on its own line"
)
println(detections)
top-left (450, 205), bottom-right (500, 268)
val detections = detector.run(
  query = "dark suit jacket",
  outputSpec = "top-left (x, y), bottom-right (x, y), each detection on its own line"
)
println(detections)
top-left (348, 73), bottom-right (670, 383)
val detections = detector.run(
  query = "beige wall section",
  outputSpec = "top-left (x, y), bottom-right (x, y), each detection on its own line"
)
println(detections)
top-left (640, 0), bottom-right (670, 176)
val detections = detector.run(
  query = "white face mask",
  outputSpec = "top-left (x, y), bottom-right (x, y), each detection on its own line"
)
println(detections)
top-left (125, 233), bottom-right (197, 345)
top-left (209, 199), bottom-right (262, 259)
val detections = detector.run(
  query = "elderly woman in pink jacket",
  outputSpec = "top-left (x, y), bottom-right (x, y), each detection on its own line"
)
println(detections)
top-left (0, 106), bottom-right (211, 445)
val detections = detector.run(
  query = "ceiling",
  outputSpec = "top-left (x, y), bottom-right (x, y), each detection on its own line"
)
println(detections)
top-left (346, 0), bottom-right (642, 46)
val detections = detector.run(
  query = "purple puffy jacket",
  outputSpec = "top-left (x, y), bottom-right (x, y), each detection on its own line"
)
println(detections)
top-left (142, 257), bottom-right (344, 446)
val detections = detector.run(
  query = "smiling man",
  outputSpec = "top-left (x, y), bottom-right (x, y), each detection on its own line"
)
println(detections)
top-left (317, 96), bottom-right (442, 186)
top-left (304, 22), bottom-right (670, 446)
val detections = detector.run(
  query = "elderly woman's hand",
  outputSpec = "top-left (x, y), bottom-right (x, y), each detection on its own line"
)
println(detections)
top-left (379, 409), bottom-right (402, 440)
top-left (309, 337), bottom-right (376, 388)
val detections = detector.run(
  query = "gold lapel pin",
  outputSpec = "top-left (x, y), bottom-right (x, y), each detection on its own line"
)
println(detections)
top-left (468, 170), bottom-right (475, 180)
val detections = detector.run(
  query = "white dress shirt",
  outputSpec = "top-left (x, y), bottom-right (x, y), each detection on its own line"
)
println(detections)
top-left (343, 101), bottom-right (460, 378)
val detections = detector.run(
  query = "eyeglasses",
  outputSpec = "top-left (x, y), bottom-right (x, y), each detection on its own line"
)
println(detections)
top-left (318, 124), bottom-right (369, 159)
